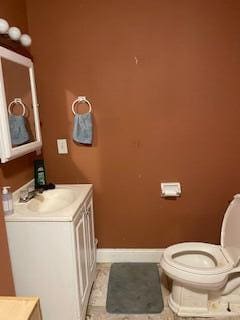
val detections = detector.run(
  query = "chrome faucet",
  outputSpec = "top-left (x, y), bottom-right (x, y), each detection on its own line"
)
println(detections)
top-left (19, 188), bottom-right (43, 203)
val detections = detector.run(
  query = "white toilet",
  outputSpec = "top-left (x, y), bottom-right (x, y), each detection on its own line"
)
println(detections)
top-left (160, 194), bottom-right (240, 317)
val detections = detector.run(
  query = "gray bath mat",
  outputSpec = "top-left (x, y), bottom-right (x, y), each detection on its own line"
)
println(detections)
top-left (106, 263), bottom-right (164, 314)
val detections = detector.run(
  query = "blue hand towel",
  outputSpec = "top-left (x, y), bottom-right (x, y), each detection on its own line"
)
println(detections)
top-left (73, 112), bottom-right (93, 144)
top-left (8, 115), bottom-right (29, 146)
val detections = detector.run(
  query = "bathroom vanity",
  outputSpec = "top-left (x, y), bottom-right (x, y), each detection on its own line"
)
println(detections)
top-left (5, 184), bottom-right (96, 320)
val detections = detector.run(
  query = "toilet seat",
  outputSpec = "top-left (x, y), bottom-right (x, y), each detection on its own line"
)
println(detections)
top-left (161, 242), bottom-right (233, 290)
top-left (164, 242), bottom-right (233, 275)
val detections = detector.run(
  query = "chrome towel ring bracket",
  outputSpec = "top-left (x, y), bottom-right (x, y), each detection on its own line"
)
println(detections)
top-left (8, 98), bottom-right (26, 116)
top-left (71, 96), bottom-right (92, 115)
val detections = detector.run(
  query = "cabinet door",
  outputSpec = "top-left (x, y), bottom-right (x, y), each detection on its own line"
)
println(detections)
top-left (75, 209), bottom-right (89, 305)
top-left (85, 195), bottom-right (96, 273)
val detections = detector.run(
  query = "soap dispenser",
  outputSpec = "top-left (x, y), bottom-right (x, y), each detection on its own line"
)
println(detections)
top-left (2, 186), bottom-right (13, 215)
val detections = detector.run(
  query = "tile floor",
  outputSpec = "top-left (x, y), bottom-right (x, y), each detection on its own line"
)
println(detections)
top-left (86, 264), bottom-right (239, 320)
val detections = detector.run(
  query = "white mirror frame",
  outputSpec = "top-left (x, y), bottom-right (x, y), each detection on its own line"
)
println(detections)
top-left (0, 46), bottom-right (42, 163)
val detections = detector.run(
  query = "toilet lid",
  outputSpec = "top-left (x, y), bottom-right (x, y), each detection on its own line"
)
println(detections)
top-left (221, 194), bottom-right (240, 267)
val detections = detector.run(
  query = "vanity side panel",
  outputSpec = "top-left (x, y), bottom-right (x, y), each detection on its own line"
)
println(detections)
top-left (6, 221), bottom-right (80, 320)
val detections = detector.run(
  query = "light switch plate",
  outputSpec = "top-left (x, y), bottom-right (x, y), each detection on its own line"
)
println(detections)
top-left (57, 139), bottom-right (68, 154)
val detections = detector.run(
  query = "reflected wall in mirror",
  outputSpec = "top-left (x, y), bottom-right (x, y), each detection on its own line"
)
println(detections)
top-left (2, 58), bottom-right (36, 147)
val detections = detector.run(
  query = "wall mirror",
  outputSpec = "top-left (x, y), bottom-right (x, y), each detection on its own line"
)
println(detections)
top-left (0, 46), bottom-right (42, 163)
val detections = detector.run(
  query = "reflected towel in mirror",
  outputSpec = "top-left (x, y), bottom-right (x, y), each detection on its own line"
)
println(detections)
top-left (9, 115), bottom-right (29, 146)
top-left (73, 112), bottom-right (93, 145)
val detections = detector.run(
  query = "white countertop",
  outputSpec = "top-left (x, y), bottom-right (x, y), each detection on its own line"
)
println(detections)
top-left (5, 184), bottom-right (92, 222)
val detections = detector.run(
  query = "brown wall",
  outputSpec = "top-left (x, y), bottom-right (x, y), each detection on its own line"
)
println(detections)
top-left (0, 0), bottom-right (31, 295)
top-left (27, 0), bottom-right (240, 248)
top-left (0, 1), bottom-right (28, 32)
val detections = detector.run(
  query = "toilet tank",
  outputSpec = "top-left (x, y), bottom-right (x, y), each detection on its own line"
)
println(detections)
top-left (221, 195), bottom-right (240, 266)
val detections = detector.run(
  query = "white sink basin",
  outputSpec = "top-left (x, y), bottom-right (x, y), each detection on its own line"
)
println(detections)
top-left (9, 184), bottom-right (92, 222)
top-left (27, 188), bottom-right (77, 213)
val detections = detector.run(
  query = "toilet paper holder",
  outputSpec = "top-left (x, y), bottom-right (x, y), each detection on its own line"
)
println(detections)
top-left (161, 182), bottom-right (181, 197)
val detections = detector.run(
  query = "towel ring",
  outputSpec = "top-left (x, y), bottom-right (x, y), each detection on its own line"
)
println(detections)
top-left (8, 98), bottom-right (26, 116)
top-left (71, 96), bottom-right (92, 115)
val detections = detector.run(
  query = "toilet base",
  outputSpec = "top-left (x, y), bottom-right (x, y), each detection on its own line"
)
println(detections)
top-left (169, 281), bottom-right (240, 317)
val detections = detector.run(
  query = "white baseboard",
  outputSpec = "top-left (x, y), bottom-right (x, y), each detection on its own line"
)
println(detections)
top-left (96, 248), bottom-right (165, 263)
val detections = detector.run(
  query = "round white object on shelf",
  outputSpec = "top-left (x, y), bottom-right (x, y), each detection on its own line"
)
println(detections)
top-left (0, 18), bottom-right (9, 34)
top-left (20, 34), bottom-right (32, 47)
top-left (8, 26), bottom-right (21, 40)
